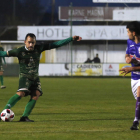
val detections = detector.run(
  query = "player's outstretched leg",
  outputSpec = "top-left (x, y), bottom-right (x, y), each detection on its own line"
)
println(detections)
top-left (19, 99), bottom-right (36, 122)
top-left (4, 94), bottom-right (21, 109)
top-left (130, 97), bottom-right (140, 130)
top-left (0, 94), bottom-right (21, 121)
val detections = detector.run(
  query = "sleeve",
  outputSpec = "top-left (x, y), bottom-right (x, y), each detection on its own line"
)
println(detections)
top-left (40, 37), bottom-right (73, 52)
top-left (8, 48), bottom-right (19, 57)
top-left (0, 51), bottom-right (8, 57)
top-left (126, 40), bottom-right (130, 54)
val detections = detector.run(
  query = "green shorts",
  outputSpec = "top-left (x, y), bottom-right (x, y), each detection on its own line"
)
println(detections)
top-left (0, 65), bottom-right (4, 72)
top-left (17, 74), bottom-right (43, 96)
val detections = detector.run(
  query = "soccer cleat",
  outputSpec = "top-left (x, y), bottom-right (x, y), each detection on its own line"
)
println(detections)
top-left (19, 116), bottom-right (34, 122)
top-left (130, 121), bottom-right (139, 130)
top-left (1, 85), bottom-right (6, 89)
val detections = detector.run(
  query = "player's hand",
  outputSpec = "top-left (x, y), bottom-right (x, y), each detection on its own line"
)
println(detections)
top-left (72, 36), bottom-right (82, 41)
top-left (119, 67), bottom-right (132, 76)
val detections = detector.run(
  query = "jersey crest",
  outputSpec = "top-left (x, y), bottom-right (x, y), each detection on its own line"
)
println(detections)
top-left (22, 52), bottom-right (25, 56)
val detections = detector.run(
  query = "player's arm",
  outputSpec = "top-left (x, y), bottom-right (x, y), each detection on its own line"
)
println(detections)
top-left (125, 54), bottom-right (139, 65)
top-left (41, 36), bottom-right (82, 51)
top-left (0, 51), bottom-right (8, 57)
top-left (0, 48), bottom-right (19, 57)
top-left (119, 66), bottom-right (140, 76)
top-left (125, 54), bottom-right (132, 64)
top-left (50, 36), bottom-right (82, 48)
top-left (121, 54), bottom-right (140, 76)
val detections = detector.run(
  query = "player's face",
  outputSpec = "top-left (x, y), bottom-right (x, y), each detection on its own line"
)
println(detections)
top-left (24, 36), bottom-right (36, 51)
top-left (127, 28), bottom-right (135, 40)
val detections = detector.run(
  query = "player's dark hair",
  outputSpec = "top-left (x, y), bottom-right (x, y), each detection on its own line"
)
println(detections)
top-left (25, 33), bottom-right (36, 40)
top-left (126, 21), bottom-right (140, 36)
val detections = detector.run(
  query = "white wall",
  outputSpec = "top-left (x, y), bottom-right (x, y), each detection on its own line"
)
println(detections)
top-left (1, 42), bottom-right (127, 63)
top-left (56, 43), bottom-right (126, 63)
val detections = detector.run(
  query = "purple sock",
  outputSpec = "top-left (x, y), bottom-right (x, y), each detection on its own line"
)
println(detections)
top-left (134, 97), bottom-right (140, 123)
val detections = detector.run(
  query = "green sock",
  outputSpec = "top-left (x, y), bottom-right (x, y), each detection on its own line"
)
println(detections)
top-left (4, 94), bottom-right (21, 109)
top-left (22, 99), bottom-right (36, 117)
top-left (0, 75), bottom-right (3, 85)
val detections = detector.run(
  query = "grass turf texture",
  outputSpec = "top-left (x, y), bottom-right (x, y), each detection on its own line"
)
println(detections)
top-left (0, 77), bottom-right (139, 140)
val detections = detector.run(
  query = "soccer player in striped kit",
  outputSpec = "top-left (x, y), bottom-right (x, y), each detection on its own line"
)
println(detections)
top-left (120, 21), bottom-right (140, 130)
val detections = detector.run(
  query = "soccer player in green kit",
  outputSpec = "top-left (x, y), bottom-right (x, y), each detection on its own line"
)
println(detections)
top-left (0, 43), bottom-right (6, 89)
top-left (0, 33), bottom-right (82, 122)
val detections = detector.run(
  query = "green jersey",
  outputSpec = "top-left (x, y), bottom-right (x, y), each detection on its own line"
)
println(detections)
top-left (8, 37), bottom-right (73, 79)
top-left (8, 44), bottom-right (50, 79)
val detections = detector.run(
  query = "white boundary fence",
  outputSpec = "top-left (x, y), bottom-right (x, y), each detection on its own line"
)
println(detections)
top-left (39, 63), bottom-right (131, 76)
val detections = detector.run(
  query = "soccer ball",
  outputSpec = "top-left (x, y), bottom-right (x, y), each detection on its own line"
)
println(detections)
top-left (1, 109), bottom-right (15, 122)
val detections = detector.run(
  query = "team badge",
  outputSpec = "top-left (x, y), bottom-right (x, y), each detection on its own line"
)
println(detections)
top-left (22, 52), bottom-right (25, 56)
top-left (30, 57), bottom-right (33, 61)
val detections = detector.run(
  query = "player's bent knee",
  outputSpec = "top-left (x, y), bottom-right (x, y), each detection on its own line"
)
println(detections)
top-left (16, 91), bottom-right (25, 97)
top-left (32, 96), bottom-right (40, 100)
top-left (32, 91), bottom-right (41, 100)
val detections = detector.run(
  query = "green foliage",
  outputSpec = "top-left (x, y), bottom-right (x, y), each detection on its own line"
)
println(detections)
top-left (0, 77), bottom-right (139, 140)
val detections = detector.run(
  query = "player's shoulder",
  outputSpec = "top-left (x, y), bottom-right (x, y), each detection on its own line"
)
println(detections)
top-left (16, 46), bottom-right (24, 50)
top-left (34, 44), bottom-right (40, 48)
top-left (9, 46), bottom-right (25, 53)
top-left (34, 44), bottom-right (43, 51)
top-left (127, 39), bottom-right (135, 45)
top-left (14, 46), bottom-right (25, 51)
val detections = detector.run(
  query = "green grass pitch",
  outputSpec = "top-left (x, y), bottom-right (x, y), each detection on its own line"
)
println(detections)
top-left (0, 77), bottom-right (140, 140)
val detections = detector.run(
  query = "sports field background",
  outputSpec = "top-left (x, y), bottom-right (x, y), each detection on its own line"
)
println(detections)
top-left (0, 77), bottom-right (139, 140)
